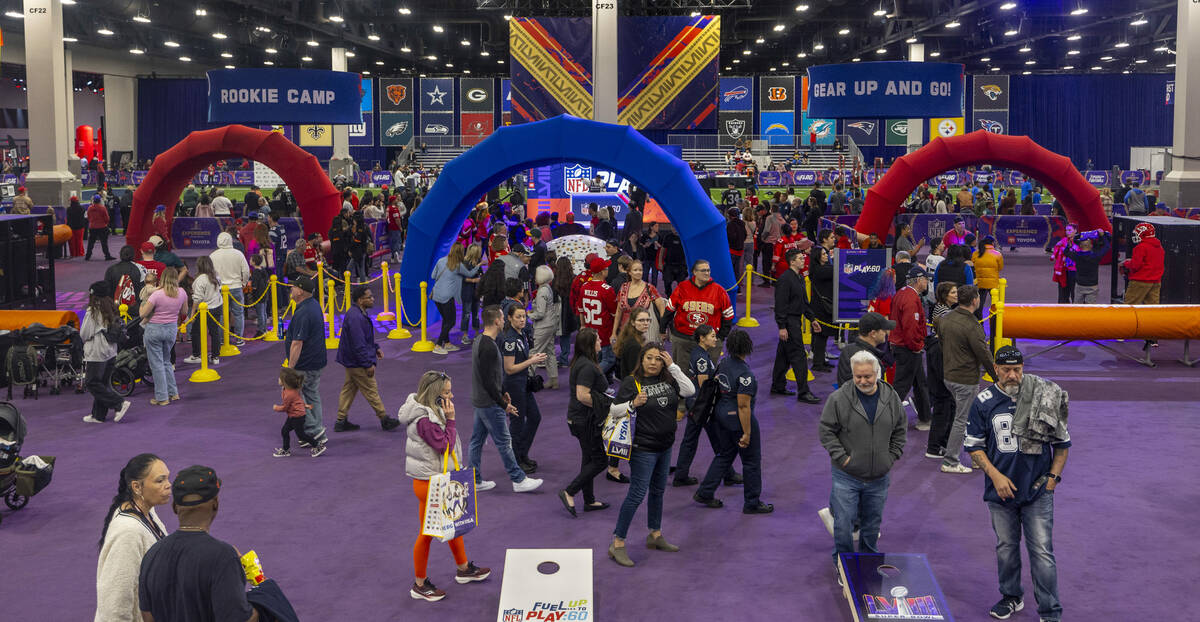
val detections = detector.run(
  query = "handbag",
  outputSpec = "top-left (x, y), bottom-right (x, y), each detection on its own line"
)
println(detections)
top-left (602, 380), bottom-right (638, 460)
top-left (420, 446), bottom-right (478, 543)
top-left (526, 372), bottom-right (545, 393)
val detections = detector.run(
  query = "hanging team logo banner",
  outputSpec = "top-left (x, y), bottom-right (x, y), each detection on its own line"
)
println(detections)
top-left (360, 77), bottom-right (374, 112)
top-left (461, 113), bottom-right (494, 146)
top-left (761, 111), bottom-right (795, 146)
top-left (800, 113), bottom-right (836, 146)
top-left (759, 75), bottom-right (795, 111)
top-left (379, 113), bottom-right (414, 146)
top-left (973, 75), bottom-right (1009, 111)
top-left (348, 115), bottom-right (373, 147)
top-left (833, 249), bottom-right (891, 323)
top-left (806, 61), bottom-right (964, 119)
top-left (420, 77), bottom-right (454, 114)
top-left (206, 69), bottom-right (363, 124)
top-left (719, 77), bottom-right (753, 111)
top-left (844, 119), bottom-right (879, 146)
top-left (379, 78), bottom-right (413, 112)
top-left (616, 15), bottom-right (720, 129)
top-left (930, 117), bottom-right (965, 138)
top-left (973, 110), bottom-right (1008, 135)
top-left (718, 110), bottom-right (753, 147)
top-left (885, 119), bottom-right (908, 146)
top-left (509, 17), bottom-right (594, 123)
top-left (460, 77), bottom-right (494, 112)
top-left (298, 124), bottom-right (333, 147)
top-left (421, 113), bottom-right (454, 137)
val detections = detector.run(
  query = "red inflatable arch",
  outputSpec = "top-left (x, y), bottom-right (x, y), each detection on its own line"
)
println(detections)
top-left (125, 124), bottom-right (340, 247)
top-left (857, 130), bottom-right (1111, 239)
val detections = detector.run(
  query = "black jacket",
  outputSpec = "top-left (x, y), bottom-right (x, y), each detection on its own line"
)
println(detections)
top-left (809, 261), bottom-right (834, 319)
top-left (774, 269), bottom-right (815, 330)
top-left (67, 202), bottom-right (87, 230)
top-left (837, 337), bottom-right (893, 386)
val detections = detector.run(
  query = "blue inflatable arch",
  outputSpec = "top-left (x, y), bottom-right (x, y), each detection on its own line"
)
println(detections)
top-left (398, 115), bottom-right (736, 321)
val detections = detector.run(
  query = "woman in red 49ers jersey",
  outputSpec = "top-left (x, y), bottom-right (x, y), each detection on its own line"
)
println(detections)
top-left (665, 259), bottom-right (734, 366)
top-left (575, 254), bottom-right (619, 375)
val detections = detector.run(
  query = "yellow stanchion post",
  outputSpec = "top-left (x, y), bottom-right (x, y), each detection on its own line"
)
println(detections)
top-left (410, 280), bottom-right (435, 352)
top-left (325, 280), bottom-right (340, 349)
top-left (189, 304), bottom-right (221, 382)
top-left (787, 276), bottom-right (816, 384)
top-left (376, 261), bottom-right (395, 321)
top-left (387, 272), bottom-right (412, 340)
top-left (317, 262), bottom-right (326, 314)
top-left (264, 275), bottom-right (281, 342)
top-left (343, 270), bottom-right (352, 310)
top-left (736, 263), bottom-right (759, 327)
top-left (993, 278), bottom-right (1010, 352)
top-left (219, 285), bottom-right (241, 357)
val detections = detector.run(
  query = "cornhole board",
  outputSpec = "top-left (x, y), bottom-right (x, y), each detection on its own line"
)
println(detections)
top-left (497, 548), bottom-right (593, 622)
top-left (838, 553), bottom-right (954, 621)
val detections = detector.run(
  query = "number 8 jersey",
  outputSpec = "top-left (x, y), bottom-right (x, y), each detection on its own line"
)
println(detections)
top-left (965, 385), bottom-right (1071, 506)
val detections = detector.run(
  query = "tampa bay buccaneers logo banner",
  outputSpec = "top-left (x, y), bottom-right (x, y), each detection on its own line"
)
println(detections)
top-left (509, 17), bottom-right (594, 123)
top-left (616, 16), bottom-right (720, 130)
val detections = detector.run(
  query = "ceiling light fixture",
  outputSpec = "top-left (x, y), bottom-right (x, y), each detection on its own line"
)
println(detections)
top-left (461, 39), bottom-right (471, 46)
top-left (732, 59), bottom-right (740, 64)
top-left (1114, 41), bottom-right (1130, 48)
top-left (129, 48), bottom-right (145, 54)
top-left (375, 60), bottom-right (384, 65)
top-left (481, 50), bottom-right (490, 56)
top-left (1063, 65), bottom-right (1074, 70)
top-left (212, 31), bottom-right (227, 39)
top-left (221, 52), bottom-right (233, 58)
top-left (906, 36), bottom-right (918, 43)
top-left (329, 15), bottom-right (344, 23)
top-left (225, 64), bottom-right (235, 69)
top-left (1070, 5), bottom-right (1088, 16)
top-left (345, 51), bottom-right (355, 57)
top-left (782, 61), bottom-right (790, 66)
top-left (426, 55), bottom-right (436, 60)
top-left (265, 47), bottom-right (277, 54)
top-left (362, 70), bottom-right (371, 75)
top-left (464, 70), bottom-right (471, 74)
top-left (1122, 70), bottom-right (1130, 74)
top-left (1068, 49), bottom-right (1080, 55)
top-left (264, 60), bottom-right (274, 65)
top-left (398, 7), bottom-right (412, 15)
top-left (165, 40), bottom-right (180, 48)
top-left (769, 67), bottom-right (777, 72)
top-left (307, 39), bottom-right (319, 47)
top-left (838, 27), bottom-right (850, 35)
top-left (795, 4), bottom-right (809, 11)
top-left (301, 55), bottom-right (313, 62)
top-left (1019, 46), bottom-right (1031, 52)
top-left (503, 14), bottom-right (512, 20)
top-left (1101, 55), bottom-right (1113, 60)
top-left (980, 57), bottom-right (991, 62)
top-left (1067, 34), bottom-right (1081, 41)
top-left (63, 36), bottom-right (78, 42)
top-left (755, 37), bottom-right (765, 44)
top-left (1154, 45), bottom-right (1170, 52)
top-left (1004, 27), bottom-right (1019, 36)
top-left (743, 49), bottom-right (751, 55)
top-left (773, 24), bottom-right (785, 32)
top-left (1131, 15), bottom-right (1148, 26)
top-left (690, 11), bottom-right (700, 17)
top-left (1000, 2), bottom-right (1016, 9)
top-left (1091, 66), bottom-right (1101, 70)
top-left (400, 46), bottom-right (411, 53)
top-left (1167, 62), bottom-right (1176, 67)
top-left (1025, 59), bottom-right (1036, 65)
top-left (446, 63), bottom-right (453, 67)
top-left (876, 47), bottom-right (887, 54)
top-left (179, 56), bottom-right (191, 62)
top-left (368, 33), bottom-right (380, 41)
top-left (98, 27), bottom-right (115, 35)
top-left (133, 14), bottom-right (151, 23)
top-left (255, 26), bottom-right (271, 33)
top-left (432, 25), bottom-right (444, 33)
top-left (991, 66), bottom-right (1001, 71)
top-left (814, 41), bottom-right (824, 50)
top-left (930, 50), bottom-right (941, 57)
top-left (852, 57), bottom-right (861, 62)
top-left (1135, 58), bottom-right (1147, 64)
top-left (195, 7), bottom-right (207, 16)
top-left (62, 0), bottom-right (76, 4)
top-left (945, 20), bottom-right (960, 29)
top-left (797, 51), bottom-right (807, 58)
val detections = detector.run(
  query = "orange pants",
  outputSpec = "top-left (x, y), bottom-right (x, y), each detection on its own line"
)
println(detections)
top-left (413, 478), bottom-right (467, 578)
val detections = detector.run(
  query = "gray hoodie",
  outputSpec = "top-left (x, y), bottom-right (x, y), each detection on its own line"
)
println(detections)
top-left (818, 380), bottom-right (906, 481)
top-left (209, 232), bottom-right (250, 289)
top-left (397, 393), bottom-right (462, 480)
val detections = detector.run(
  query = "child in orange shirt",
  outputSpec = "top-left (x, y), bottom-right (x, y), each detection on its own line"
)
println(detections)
top-left (274, 368), bottom-right (326, 458)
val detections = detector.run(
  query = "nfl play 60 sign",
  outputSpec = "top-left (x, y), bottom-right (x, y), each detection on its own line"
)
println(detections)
top-left (498, 549), bottom-right (593, 622)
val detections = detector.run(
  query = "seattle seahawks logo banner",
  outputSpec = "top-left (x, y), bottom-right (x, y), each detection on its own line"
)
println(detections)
top-left (806, 61), bottom-right (964, 118)
top-left (207, 69), bottom-right (363, 124)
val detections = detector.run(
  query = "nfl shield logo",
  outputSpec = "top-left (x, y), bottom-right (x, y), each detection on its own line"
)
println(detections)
top-left (502, 609), bottom-right (524, 622)
top-left (564, 164), bottom-right (593, 195)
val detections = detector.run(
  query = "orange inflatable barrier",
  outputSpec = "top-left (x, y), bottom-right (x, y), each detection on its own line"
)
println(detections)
top-left (1004, 304), bottom-right (1200, 341)
top-left (35, 224), bottom-right (72, 248)
top-left (0, 310), bottom-right (80, 331)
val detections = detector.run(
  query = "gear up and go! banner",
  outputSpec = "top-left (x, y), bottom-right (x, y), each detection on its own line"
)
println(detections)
top-left (206, 69), bottom-right (364, 124)
top-left (806, 61), bottom-right (964, 119)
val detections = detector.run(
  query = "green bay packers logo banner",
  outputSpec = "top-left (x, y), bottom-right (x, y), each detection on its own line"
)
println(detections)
top-left (459, 77), bottom-right (495, 146)
top-left (806, 61), bottom-right (964, 119)
top-left (509, 17), bottom-right (594, 123)
top-left (207, 69), bottom-right (363, 124)
top-left (616, 15), bottom-right (720, 130)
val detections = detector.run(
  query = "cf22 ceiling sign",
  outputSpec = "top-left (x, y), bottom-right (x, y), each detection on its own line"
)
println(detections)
top-left (206, 69), bottom-right (365, 124)
top-left (806, 61), bottom-right (965, 119)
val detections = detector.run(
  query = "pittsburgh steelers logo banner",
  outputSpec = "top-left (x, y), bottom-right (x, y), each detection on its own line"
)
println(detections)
top-left (509, 17), bottom-right (594, 123)
top-left (806, 61), bottom-right (964, 118)
top-left (460, 77), bottom-right (495, 113)
top-left (379, 78), bottom-right (413, 112)
top-left (759, 75), bottom-right (795, 112)
top-left (616, 15), bottom-right (720, 130)
top-left (930, 117), bottom-right (965, 138)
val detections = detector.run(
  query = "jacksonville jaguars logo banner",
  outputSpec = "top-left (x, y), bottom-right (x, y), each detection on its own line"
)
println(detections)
top-left (806, 62), bottom-right (964, 119)
top-left (973, 74), bottom-right (1009, 111)
top-left (207, 69), bottom-right (363, 124)
top-left (616, 15), bottom-right (720, 130)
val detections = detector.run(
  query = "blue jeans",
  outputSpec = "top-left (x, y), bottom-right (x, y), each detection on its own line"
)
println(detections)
top-left (830, 469), bottom-right (890, 556)
top-left (988, 492), bottom-right (1061, 620)
top-left (254, 298), bottom-right (270, 335)
top-left (469, 405), bottom-right (527, 483)
top-left (229, 287), bottom-right (245, 339)
top-left (613, 448), bottom-right (671, 539)
top-left (388, 230), bottom-right (403, 260)
top-left (143, 323), bottom-right (179, 402)
top-left (599, 345), bottom-right (616, 375)
top-left (557, 334), bottom-right (571, 366)
top-left (298, 368), bottom-right (327, 440)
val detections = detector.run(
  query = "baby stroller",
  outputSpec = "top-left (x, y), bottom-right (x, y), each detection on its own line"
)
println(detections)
top-left (5, 323), bottom-right (85, 399)
top-left (0, 402), bottom-right (54, 527)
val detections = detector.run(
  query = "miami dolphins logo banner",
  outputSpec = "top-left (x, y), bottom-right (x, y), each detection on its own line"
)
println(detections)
top-left (509, 17), bottom-right (594, 123)
top-left (616, 16), bottom-right (720, 130)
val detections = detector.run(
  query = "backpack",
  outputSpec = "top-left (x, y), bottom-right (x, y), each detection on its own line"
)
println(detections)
top-left (114, 273), bottom-right (138, 308)
top-left (6, 345), bottom-right (39, 386)
top-left (687, 376), bottom-right (720, 426)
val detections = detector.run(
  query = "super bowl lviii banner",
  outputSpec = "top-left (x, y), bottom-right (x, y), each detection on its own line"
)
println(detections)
top-left (379, 78), bottom-right (414, 147)
top-left (207, 69), bottom-right (363, 124)
top-left (509, 17), bottom-right (593, 122)
top-left (833, 248), bottom-right (891, 322)
top-left (616, 15), bottom-right (719, 130)
top-left (420, 77), bottom-right (454, 137)
top-left (759, 75), bottom-right (795, 146)
top-left (459, 77), bottom-right (495, 146)
top-left (806, 61), bottom-right (964, 119)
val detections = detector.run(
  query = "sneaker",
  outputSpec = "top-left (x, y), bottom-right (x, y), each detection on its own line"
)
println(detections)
top-left (183, 355), bottom-right (202, 364)
top-left (455, 561), bottom-right (492, 584)
top-left (334, 419), bottom-right (361, 432)
top-left (232, 338), bottom-right (246, 346)
top-left (460, 335), bottom-right (472, 346)
top-left (988, 596), bottom-right (1024, 620)
top-left (211, 357), bottom-right (220, 366)
top-left (836, 561), bottom-right (845, 587)
top-left (914, 421), bottom-right (931, 431)
top-left (113, 400), bottom-right (131, 422)
top-left (273, 448), bottom-right (291, 457)
top-left (299, 440), bottom-right (312, 448)
top-left (476, 480), bottom-right (497, 492)
top-left (432, 345), bottom-right (448, 355)
top-left (818, 507), bottom-right (835, 537)
top-left (381, 417), bottom-right (401, 431)
top-left (924, 449), bottom-right (944, 459)
top-left (410, 580), bottom-right (446, 602)
top-left (513, 477), bottom-right (543, 493)
top-left (82, 415), bottom-right (103, 424)
top-left (941, 463), bottom-right (973, 474)
top-left (443, 343), bottom-right (460, 352)
top-left (672, 476), bottom-right (698, 487)
top-left (310, 444), bottom-right (327, 457)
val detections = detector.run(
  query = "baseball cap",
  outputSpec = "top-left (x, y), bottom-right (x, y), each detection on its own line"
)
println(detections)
top-left (92, 193), bottom-right (103, 203)
top-left (17, 185), bottom-right (25, 193)
top-left (605, 238), bottom-right (620, 248)
top-left (953, 216), bottom-right (965, 224)
top-left (88, 280), bottom-right (111, 299)
top-left (147, 235), bottom-right (165, 248)
top-left (172, 465), bottom-right (222, 506)
top-left (858, 311), bottom-right (896, 333)
top-left (139, 242), bottom-right (156, 254)
top-left (995, 345), bottom-right (1024, 366)
top-left (247, 211), bottom-right (258, 220)
top-left (154, 204), bottom-right (166, 212)
top-left (907, 265), bottom-right (929, 280)
top-left (511, 243), bottom-right (532, 256)
top-left (585, 252), bottom-right (611, 273)
top-left (291, 275), bottom-right (317, 294)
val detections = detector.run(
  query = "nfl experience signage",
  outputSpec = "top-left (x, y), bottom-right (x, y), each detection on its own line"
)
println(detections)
top-left (806, 61), bottom-right (964, 119)
top-left (207, 69), bottom-right (363, 124)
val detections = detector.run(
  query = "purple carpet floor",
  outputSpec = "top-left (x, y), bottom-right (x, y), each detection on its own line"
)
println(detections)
top-left (4, 252), bottom-right (1198, 621)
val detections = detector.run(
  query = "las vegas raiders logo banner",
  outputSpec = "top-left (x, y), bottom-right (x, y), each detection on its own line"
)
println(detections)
top-left (207, 69), bottom-right (363, 124)
top-left (379, 78), bottom-right (414, 146)
top-left (718, 110), bottom-right (753, 148)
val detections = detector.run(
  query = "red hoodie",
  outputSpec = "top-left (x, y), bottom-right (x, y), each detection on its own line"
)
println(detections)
top-left (1123, 238), bottom-right (1164, 283)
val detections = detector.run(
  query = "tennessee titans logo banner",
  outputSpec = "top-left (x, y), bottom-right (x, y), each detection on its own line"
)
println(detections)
top-left (973, 110), bottom-right (1008, 135)
top-left (616, 15), bottom-right (720, 130)
top-left (509, 17), bottom-right (594, 123)
top-left (719, 77), bottom-right (753, 111)
top-left (806, 61), bottom-right (964, 119)
top-left (207, 69), bottom-right (363, 124)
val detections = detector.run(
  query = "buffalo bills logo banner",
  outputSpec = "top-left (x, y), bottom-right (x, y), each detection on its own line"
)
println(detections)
top-left (759, 75), bottom-right (795, 112)
top-left (719, 76), bottom-right (753, 112)
top-left (207, 69), bottom-right (363, 124)
top-left (509, 17), bottom-right (594, 123)
top-left (379, 78), bottom-right (413, 112)
top-left (806, 61), bottom-right (964, 118)
top-left (616, 15), bottom-right (720, 130)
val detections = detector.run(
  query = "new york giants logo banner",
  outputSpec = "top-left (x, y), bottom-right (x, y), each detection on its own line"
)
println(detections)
top-left (509, 17), bottom-right (594, 122)
top-left (616, 15), bottom-right (720, 130)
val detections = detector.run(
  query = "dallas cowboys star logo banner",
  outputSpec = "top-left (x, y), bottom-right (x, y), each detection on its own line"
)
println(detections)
top-left (206, 69), bottom-right (364, 124)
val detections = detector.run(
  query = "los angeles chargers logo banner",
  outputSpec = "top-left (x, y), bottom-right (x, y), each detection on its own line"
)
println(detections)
top-left (207, 69), bottom-right (363, 124)
top-left (509, 17), bottom-right (593, 123)
top-left (616, 16), bottom-right (719, 130)
top-left (806, 61), bottom-right (964, 119)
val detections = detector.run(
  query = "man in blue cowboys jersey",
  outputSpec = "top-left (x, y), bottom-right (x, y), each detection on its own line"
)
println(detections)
top-left (965, 346), bottom-right (1070, 622)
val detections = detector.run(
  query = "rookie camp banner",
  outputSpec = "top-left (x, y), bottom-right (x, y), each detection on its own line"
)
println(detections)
top-left (616, 15), bottom-right (720, 130)
top-left (207, 69), bottom-right (363, 124)
top-left (806, 61), bottom-right (964, 119)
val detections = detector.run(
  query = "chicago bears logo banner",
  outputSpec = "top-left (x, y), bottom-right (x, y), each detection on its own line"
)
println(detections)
top-left (379, 78), bottom-right (413, 112)
top-left (616, 15), bottom-right (719, 130)
top-left (509, 17), bottom-right (594, 123)
top-left (379, 78), bottom-right (414, 146)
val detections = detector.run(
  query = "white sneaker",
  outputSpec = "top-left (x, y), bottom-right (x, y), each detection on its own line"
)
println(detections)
top-left (183, 355), bottom-right (202, 364)
top-left (82, 415), bottom-right (103, 423)
top-left (443, 343), bottom-right (460, 352)
top-left (113, 401), bottom-right (131, 422)
top-left (476, 480), bottom-right (497, 492)
top-left (818, 507), bottom-right (835, 537)
top-left (941, 463), bottom-right (974, 474)
top-left (513, 477), bottom-right (543, 493)
top-left (432, 345), bottom-right (448, 355)
top-left (211, 357), bottom-right (220, 366)
top-left (914, 421), bottom-right (931, 431)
